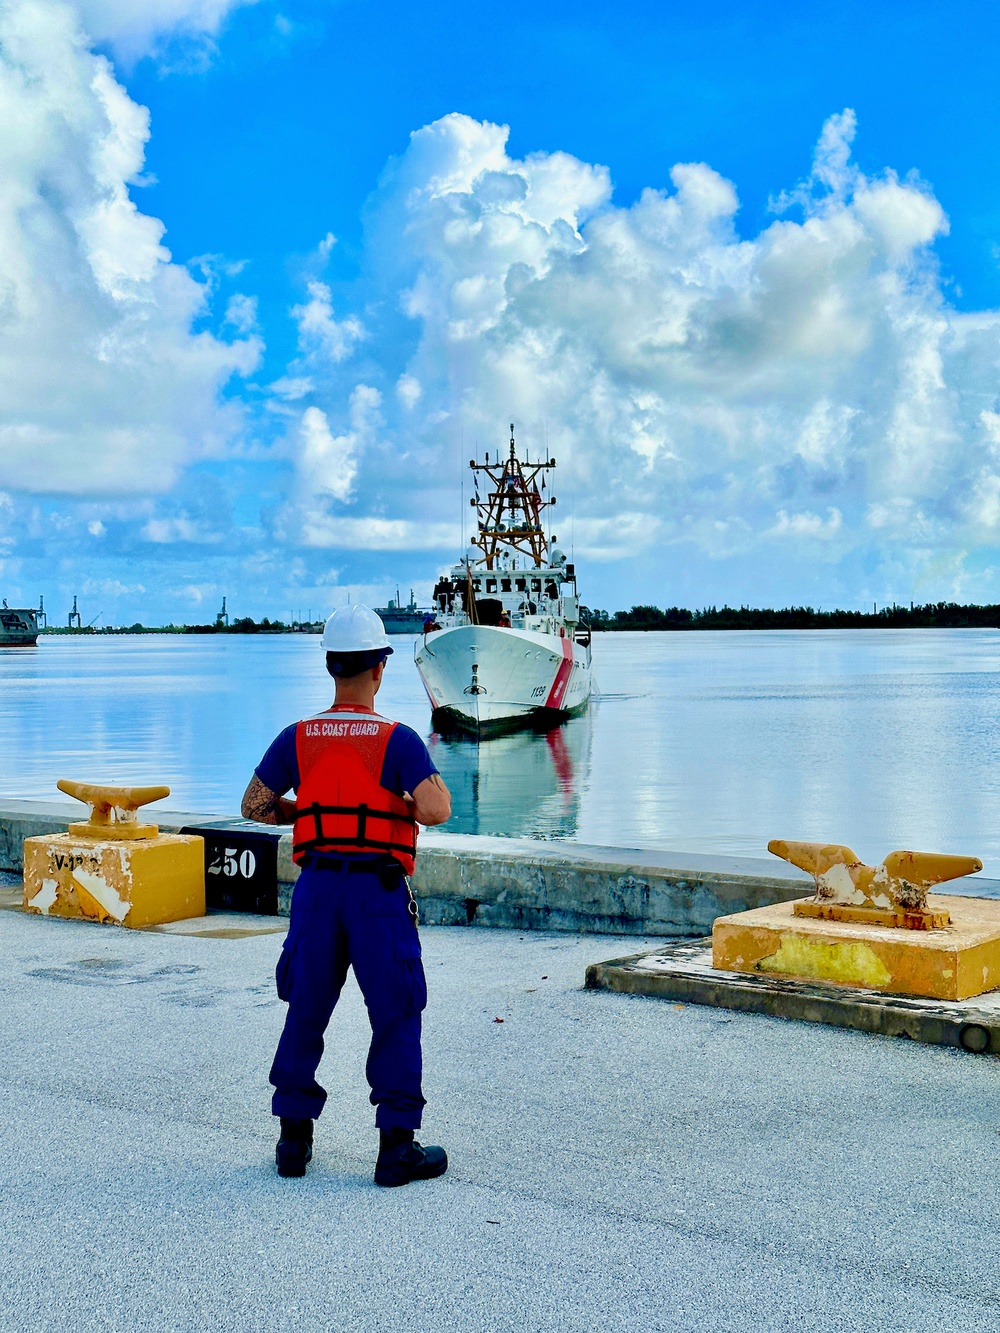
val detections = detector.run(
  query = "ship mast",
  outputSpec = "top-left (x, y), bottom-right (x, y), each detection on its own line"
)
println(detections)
top-left (468, 424), bottom-right (556, 570)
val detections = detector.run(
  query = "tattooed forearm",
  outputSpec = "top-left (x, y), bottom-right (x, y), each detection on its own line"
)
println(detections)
top-left (241, 775), bottom-right (296, 825)
top-left (408, 772), bottom-right (451, 827)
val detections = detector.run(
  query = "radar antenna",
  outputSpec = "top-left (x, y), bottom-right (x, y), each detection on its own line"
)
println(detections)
top-left (468, 424), bottom-right (557, 569)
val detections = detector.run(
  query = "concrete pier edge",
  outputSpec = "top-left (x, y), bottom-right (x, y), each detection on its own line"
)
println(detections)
top-left (2, 797), bottom-right (996, 936)
top-left (586, 940), bottom-right (1000, 1053)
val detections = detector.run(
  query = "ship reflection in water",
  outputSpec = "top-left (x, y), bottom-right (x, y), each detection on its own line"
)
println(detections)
top-left (427, 713), bottom-right (592, 839)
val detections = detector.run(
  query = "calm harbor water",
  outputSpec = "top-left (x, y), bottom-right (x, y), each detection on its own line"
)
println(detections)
top-left (2, 629), bottom-right (1000, 873)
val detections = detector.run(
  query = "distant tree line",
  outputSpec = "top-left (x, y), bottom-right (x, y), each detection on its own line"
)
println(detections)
top-left (581, 602), bottom-right (1000, 631)
top-left (44, 617), bottom-right (308, 635)
top-left (183, 617), bottom-right (294, 634)
top-left (43, 603), bottom-right (1000, 635)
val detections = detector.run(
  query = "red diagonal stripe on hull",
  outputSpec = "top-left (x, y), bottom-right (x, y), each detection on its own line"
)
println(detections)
top-left (545, 636), bottom-right (574, 709)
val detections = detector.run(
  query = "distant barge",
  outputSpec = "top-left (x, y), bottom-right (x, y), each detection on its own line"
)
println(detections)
top-left (0, 605), bottom-right (39, 646)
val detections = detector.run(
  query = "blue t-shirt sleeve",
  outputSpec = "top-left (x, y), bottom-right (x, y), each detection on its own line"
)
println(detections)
top-left (255, 723), bottom-right (300, 795)
top-left (380, 723), bottom-right (438, 798)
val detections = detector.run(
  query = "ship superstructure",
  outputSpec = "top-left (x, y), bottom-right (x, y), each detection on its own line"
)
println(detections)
top-left (376, 588), bottom-right (431, 634)
top-left (0, 603), bottom-right (40, 647)
top-left (414, 426), bottom-right (592, 735)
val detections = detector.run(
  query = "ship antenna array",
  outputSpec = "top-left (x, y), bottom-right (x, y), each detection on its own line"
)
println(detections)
top-left (467, 423), bottom-right (557, 570)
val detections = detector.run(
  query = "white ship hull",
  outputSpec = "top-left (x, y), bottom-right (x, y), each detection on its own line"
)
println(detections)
top-left (415, 624), bottom-right (591, 735)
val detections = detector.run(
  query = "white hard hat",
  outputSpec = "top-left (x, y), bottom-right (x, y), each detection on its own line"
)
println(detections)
top-left (321, 604), bottom-right (392, 653)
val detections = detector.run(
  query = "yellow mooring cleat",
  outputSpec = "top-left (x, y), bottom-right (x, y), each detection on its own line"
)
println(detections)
top-left (767, 839), bottom-right (983, 929)
top-left (56, 779), bottom-right (172, 841)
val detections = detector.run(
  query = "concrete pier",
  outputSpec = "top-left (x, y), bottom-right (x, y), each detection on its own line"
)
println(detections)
top-left (3, 906), bottom-right (1000, 1331)
top-left (587, 939), bottom-right (1000, 1054)
top-left (6, 804), bottom-right (1000, 1328)
top-left (413, 834), bottom-right (816, 934)
top-left (1, 799), bottom-right (996, 935)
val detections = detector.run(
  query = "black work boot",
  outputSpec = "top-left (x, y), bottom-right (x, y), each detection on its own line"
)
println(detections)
top-left (374, 1127), bottom-right (448, 1188)
top-left (275, 1117), bottom-right (313, 1177)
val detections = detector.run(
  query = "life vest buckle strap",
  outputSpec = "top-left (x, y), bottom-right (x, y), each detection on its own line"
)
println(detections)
top-left (296, 802), bottom-right (417, 828)
top-left (295, 834), bottom-right (417, 856)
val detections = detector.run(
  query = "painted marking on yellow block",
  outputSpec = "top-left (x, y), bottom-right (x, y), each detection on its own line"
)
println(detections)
top-left (23, 832), bottom-right (205, 929)
top-left (72, 869), bottom-right (129, 923)
top-left (72, 879), bottom-right (111, 923)
top-left (756, 935), bottom-right (893, 989)
top-left (31, 878), bottom-right (59, 914)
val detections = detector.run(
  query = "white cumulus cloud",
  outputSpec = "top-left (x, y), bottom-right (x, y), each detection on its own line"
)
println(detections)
top-left (295, 401), bottom-right (363, 505)
top-left (770, 508), bottom-right (843, 540)
top-left (297, 516), bottom-right (459, 551)
top-left (141, 515), bottom-right (223, 542)
top-left (288, 108), bottom-right (1000, 602)
top-left (81, 575), bottom-right (145, 596)
top-left (224, 293), bottom-right (258, 333)
top-left (275, 390), bottom-right (466, 552)
top-left (292, 281), bottom-right (365, 364)
top-left (74, 0), bottom-right (257, 62)
top-left (0, 0), bottom-right (260, 495)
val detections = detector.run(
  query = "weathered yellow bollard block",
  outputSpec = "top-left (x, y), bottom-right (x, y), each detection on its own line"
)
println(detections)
top-left (712, 895), bottom-right (1000, 1001)
top-left (22, 781), bottom-right (205, 929)
top-left (713, 839), bottom-right (999, 1000)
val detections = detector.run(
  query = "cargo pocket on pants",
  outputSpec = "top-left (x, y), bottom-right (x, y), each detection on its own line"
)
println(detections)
top-left (394, 928), bottom-right (427, 1014)
top-left (276, 878), bottom-right (318, 1002)
top-left (275, 939), bottom-right (296, 1002)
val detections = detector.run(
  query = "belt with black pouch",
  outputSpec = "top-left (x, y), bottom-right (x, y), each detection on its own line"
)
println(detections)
top-left (300, 853), bottom-right (419, 921)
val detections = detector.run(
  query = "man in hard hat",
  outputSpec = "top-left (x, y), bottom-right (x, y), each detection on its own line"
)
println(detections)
top-left (241, 604), bottom-right (452, 1187)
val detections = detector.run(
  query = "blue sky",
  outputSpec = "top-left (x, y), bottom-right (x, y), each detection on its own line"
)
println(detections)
top-left (130, 0), bottom-right (1000, 325)
top-left (3, 0), bottom-right (1000, 624)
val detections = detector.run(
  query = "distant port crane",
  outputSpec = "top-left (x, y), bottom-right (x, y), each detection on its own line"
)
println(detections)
top-left (66, 596), bottom-right (100, 630)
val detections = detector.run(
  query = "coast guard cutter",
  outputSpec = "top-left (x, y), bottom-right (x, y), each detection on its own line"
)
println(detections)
top-left (414, 427), bottom-right (592, 735)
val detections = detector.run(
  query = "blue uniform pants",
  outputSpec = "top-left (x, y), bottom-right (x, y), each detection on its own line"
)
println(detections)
top-left (269, 862), bottom-right (427, 1128)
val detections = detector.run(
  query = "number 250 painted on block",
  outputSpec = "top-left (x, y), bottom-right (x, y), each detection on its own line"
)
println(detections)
top-left (207, 846), bottom-right (257, 878)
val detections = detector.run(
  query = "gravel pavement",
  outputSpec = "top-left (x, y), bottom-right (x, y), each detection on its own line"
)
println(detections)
top-left (2, 905), bottom-right (1000, 1333)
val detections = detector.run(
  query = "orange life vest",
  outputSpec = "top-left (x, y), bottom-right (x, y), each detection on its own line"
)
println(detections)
top-left (291, 707), bottom-right (417, 874)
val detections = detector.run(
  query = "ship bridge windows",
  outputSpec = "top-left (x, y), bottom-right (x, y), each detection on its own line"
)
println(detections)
top-left (515, 578), bottom-right (526, 592)
top-left (530, 578), bottom-right (541, 593)
top-left (473, 580), bottom-right (482, 591)
top-left (501, 577), bottom-right (512, 592)
top-left (486, 578), bottom-right (497, 594)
